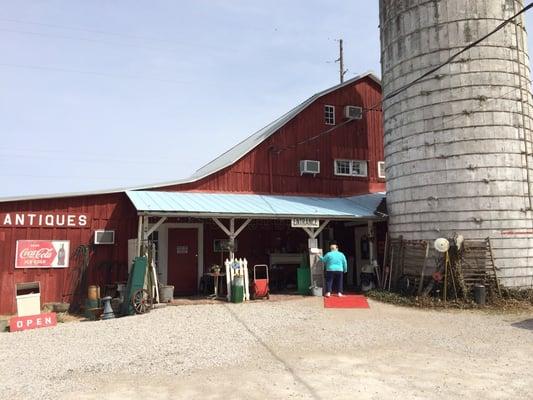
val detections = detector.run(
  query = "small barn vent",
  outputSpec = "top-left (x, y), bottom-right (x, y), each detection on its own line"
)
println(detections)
top-left (94, 230), bottom-right (115, 244)
top-left (299, 160), bottom-right (320, 176)
top-left (344, 106), bottom-right (363, 120)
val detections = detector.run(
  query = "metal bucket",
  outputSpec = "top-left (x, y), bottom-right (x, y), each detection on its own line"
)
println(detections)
top-left (233, 276), bottom-right (244, 287)
top-left (473, 284), bottom-right (486, 305)
top-left (88, 285), bottom-right (99, 301)
top-left (311, 286), bottom-right (323, 296)
top-left (159, 285), bottom-right (174, 303)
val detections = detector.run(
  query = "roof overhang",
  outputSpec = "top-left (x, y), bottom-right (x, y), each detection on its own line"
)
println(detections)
top-left (126, 191), bottom-right (387, 221)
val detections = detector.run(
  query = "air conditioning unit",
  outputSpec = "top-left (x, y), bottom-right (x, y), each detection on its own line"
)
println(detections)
top-left (344, 105), bottom-right (363, 120)
top-left (300, 160), bottom-right (320, 175)
top-left (94, 230), bottom-right (115, 245)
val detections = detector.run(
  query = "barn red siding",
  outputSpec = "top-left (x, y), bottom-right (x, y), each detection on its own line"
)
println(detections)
top-left (156, 77), bottom-right (385, 196)
top-left (0, 77), bottom-right (385, 314)
top-left (0, 193), bottom-right (136, 314)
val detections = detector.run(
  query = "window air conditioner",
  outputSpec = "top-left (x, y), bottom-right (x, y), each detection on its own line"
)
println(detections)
top-left (344, 105), bottom-right (363, 120)
top-left (300, 160), bottom-right (320, 175)
top-left (94, 230), bottom-right (115, 245)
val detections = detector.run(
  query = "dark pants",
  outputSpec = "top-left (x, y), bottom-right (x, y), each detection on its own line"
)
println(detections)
top-left (326, 271), bottom-right (343, 294)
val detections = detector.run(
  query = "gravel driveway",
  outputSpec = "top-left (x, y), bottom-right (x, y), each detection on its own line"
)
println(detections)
top-left (1, 297), bottom-right (532, 399)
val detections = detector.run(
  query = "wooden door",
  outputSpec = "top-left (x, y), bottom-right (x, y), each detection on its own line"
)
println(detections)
top-left (168, 228), bottom-right (198, 296)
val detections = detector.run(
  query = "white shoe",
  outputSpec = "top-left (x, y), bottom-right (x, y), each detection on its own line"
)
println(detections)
top-left (338, 293), bottom-right (345, 297)
top-left (325, 292), bottom-right (331, 298)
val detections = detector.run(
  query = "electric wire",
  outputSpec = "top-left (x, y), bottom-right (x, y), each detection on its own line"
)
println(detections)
top-left (0, 63), bottom-right (186, 84)
top-left (273, 2), bottom-right (533, 155)
top-left (0, 27), bottom-right (180, 52)
top-left (0, 17), bottom-right (189, 45)
top-left (0, 173), bottom-right (152, 181)
top-left (382, 2), bottom-right (533, 105)
top-left (385, 85), bottom-right (526, 151)
top-left (0, 152), bottom-right (179, 165)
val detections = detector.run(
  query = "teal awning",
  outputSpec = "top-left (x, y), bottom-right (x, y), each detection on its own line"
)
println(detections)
top-left (126, 191), bottom-right (386, 220)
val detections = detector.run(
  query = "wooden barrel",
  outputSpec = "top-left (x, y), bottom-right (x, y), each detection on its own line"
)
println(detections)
top-left (88, 285), bottom-right (99, 301)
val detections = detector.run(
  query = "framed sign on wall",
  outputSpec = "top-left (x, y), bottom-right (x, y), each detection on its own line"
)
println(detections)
top-left (15, 240), bottom-right (70, 268)
top-left (213, 239), bottom-right (238, 253)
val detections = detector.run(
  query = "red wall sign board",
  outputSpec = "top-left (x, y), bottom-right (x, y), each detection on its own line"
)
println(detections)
top-left (9, 313), bottom-right (57, 332)
top-left (0, 212), bottom-right (89, 228)
top-left (15, 240), bottom-right (70, 268)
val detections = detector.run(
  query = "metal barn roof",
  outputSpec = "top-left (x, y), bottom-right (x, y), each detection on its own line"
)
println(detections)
top-left (126, 191), bottom-right (386, 220)
top-left (0, 71), bottom-right (380, 203)
top-left (170, 71), bottom-right (381, 187)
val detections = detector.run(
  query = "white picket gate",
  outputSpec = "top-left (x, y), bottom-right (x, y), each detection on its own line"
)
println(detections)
top-left (224, 258), bottom-right (250, 302)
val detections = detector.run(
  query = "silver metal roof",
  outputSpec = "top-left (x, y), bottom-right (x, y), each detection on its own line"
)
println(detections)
top-left (0, 71), bottom-right (380, 203)
top-left (126, 190), bottom-right (386, 220)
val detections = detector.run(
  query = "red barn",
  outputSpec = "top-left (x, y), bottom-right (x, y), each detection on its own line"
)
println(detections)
top-left (0, 72), bottom-right (386, 314)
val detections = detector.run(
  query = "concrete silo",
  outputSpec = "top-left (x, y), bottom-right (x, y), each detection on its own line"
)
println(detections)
top-left (379, 0), bottom-right (533, 287)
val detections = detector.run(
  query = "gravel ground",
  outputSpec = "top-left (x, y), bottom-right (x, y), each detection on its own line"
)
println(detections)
top-left (1, 297), bottom-right (532, 399)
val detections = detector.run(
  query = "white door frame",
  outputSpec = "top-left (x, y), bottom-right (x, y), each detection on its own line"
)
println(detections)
top-left (353, 225), bottom-right (368, 288)
top-left (153, 222), bottom-right (204, 288)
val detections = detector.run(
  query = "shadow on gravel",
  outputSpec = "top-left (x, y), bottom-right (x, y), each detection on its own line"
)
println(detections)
top-left (511, 318), bottom-right (533, 331)
top-left (223, 304), bottom-right (322, 400)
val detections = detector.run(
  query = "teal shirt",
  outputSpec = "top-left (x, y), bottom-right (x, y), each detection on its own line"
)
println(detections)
top-left (320, 250), bottom-right (347, 272)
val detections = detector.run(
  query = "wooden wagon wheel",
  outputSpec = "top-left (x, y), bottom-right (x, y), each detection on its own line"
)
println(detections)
top-left (131, 289), bottom-right (153, 314)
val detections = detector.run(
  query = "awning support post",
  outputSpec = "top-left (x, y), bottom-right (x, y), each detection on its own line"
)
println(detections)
top-left (146, 216), bottom-right (167, 237)
top-left (302, 219), bottom-right (330, 239)
top-left (139, 215), bottom-right (161, 304)
top-left (368, 220), bottom-right (375, 264)
top-left (212, 217), bottom-right (252, 260)
top-left (301, 220), bottom-right (330, 292)
top-left (142, 216), bottom-right (150, 250)
top-left (136, 215), bottom-right (143, 257)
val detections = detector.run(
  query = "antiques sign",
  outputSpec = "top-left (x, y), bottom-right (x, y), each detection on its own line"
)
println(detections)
top-left (291, 218), bottom-right (320, 228)
top-left (15, 240), bottom-right (70, 268)
top-left (1, 212), bottom-right (89, 228)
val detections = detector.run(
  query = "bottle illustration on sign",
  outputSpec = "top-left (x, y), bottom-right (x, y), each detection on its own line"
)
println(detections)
top-left (57, 244), bottom-right (65, 266)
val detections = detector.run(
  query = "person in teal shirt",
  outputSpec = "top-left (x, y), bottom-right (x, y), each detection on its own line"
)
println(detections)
top-left (319, 242), bottom-right (347, 297)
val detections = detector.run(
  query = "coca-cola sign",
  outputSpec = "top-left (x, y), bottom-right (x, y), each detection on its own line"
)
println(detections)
top-left (1, 213), bottom-right (89, 228)
top-left (15, 240), bottom-right (70, 269)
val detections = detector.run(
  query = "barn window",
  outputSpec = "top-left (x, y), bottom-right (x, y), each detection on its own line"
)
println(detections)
top-left (324, 105), bottom-right (335, 125)
top-left (334, 159), bottom-right (368, 177)
top-left (378, 161), bottom-right (386, 178)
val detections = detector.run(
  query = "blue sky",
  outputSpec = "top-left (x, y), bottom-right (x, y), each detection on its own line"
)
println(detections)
top-left (0, 2), bottom-right (531, 198)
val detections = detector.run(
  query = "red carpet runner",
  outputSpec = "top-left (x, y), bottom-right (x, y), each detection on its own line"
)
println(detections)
top-left (323, 294), bottom-right (370, 309)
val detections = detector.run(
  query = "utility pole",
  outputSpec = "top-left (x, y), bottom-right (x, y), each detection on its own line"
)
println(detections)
top-left (336, 39), bottom-right (347, 83)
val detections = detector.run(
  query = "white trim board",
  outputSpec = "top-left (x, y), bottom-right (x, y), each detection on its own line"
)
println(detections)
top-left (152, 222), bottom-right (204, 290)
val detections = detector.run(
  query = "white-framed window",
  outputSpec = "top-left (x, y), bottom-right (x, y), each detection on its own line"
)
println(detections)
top-left (324, 105), bottom-right (335, 125)
top-left (334, 159), bottom-right (368, 177)
top-left (378, 161), bottom-right (385, 178)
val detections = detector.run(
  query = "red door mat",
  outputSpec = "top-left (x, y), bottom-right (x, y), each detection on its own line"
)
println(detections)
top-left (324, 295), bottom-right (369, 309)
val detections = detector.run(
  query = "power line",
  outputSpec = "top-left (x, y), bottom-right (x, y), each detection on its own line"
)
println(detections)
top-left (385, 85), bottom-right (524, 151)
top-left (0, 62), bottom-right (186, 84)
top-left (275, 119), bottom-right (355, 154)
top-left (0, 147), bottom-right (179, 161)
top-left (0, 152), bottom-right (179, 166)
top-left (0, 173), bottom-right (150, 181)
top-left (275, 2), bottom-right (533, 154)
top-left (0, 17), bottom-right (186, 46)
top-left (382, 2), bottom-right (533, 104)
top-left (0, 27), bottom-right (178, 53)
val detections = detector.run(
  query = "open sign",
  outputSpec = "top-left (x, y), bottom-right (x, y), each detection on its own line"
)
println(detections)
top-left (9, 313), bottom-right (57, 332)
